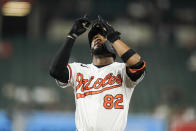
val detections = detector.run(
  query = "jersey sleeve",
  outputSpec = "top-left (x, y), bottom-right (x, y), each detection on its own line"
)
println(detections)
top-left (55, 62), bottom-right (79, 88)
top-left (121, 63), bottom-right (145, 88)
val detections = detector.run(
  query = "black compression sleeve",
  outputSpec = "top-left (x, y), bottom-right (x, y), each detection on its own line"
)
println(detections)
top-left (49, 37), bottom-right (75, 83)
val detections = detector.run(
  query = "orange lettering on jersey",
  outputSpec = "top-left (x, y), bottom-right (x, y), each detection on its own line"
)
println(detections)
top-left (116, 74), bottom-right (122, 84)
top-left (102, 73), bottom-right (113, 87)
top-left (76, 73), bottom-right (94, 92)
top-left (84, 76), bottom-right (94, 90)
top-left (108, 76), bottom-right (116, 85)
top-left (81, 79), bottom-right (88, 92)
top-left (92, 78), bottom-right (103, 89)
top-left (75, 73), bottom-right (123, 99)
top-left (76, 73), bottom-right (83, 91)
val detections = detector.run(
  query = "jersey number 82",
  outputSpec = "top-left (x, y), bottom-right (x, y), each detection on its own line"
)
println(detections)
top-left (103, 94), bottom-right (124, 109)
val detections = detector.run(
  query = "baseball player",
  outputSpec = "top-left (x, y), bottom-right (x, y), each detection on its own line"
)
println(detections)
top-left (49, 15), bottom-right (146, 131)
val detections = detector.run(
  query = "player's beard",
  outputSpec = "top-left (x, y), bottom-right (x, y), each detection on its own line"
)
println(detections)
top-left (91, 43), bottom-right (113, 57)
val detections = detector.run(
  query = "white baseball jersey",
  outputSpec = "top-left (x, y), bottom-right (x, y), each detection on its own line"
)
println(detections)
top-left (56, 62), bottom-right (144, 131)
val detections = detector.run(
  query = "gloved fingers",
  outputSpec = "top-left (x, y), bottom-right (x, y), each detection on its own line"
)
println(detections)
top-left (79, 15), bottom-right (91, 28)
top-left (102, 21), bottom-right (113, 32)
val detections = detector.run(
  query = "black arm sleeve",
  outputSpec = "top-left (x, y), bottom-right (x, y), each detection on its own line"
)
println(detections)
top-left (126, 61), bottom-right (146, 82)
top-left (49, 37), bottom-right (75, 83)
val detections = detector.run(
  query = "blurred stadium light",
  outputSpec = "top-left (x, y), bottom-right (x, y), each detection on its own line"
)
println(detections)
top-left (0, 0), bottom-right (34, 38)
top-left (2, 1), bottom-right (31, 17)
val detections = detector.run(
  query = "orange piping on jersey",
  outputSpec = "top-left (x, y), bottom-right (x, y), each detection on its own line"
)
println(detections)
top-left (128, 60), bottom-right (146, 73)
top-left (67, 64), bottom-right (72, 80)
top-left (76, 83), bottom-right (122, 99)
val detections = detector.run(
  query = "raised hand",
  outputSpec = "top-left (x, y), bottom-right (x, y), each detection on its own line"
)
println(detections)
top-left (102, 20), bottom-right (121, 43)
top-left (69, 15), bottom-right (91, 38)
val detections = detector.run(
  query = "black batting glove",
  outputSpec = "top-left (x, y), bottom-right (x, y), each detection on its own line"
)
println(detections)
top-left (103, 21), bottom-right (121, 43)
top-left (69, 15), bottom-right (91, 39)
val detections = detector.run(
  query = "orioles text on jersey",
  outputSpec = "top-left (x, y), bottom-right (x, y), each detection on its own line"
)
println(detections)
top-left (75, 73), bottom-right (123, 99)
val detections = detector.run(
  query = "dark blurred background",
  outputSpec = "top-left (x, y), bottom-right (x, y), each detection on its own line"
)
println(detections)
top-left (0, 0), bottom-right (196, 130)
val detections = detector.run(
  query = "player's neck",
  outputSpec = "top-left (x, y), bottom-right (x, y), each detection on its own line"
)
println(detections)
top-left (92, 55), bottom-right (114, 66)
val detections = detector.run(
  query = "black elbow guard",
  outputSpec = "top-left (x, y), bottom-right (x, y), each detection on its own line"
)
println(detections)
top-left (126, 60), bottom-right (146, 81)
